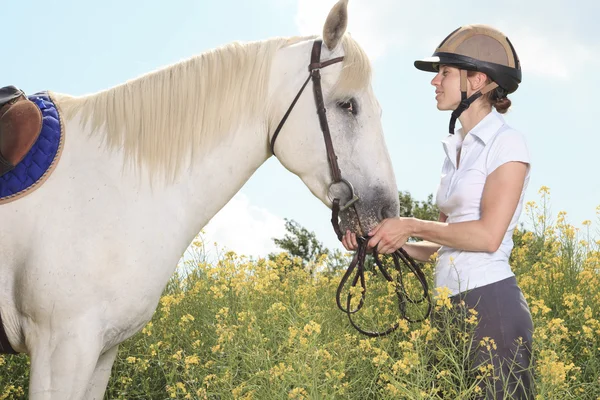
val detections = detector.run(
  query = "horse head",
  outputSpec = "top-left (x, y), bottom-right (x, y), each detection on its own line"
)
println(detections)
top-left (268, 0), bottom-right (399, 237)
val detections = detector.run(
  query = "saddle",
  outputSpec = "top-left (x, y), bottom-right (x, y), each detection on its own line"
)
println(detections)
top-left (0, 86), bottom-right (43, 177)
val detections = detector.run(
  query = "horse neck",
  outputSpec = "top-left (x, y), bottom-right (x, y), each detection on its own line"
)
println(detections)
top-left (166, 40), bottom-right (315, 257)
top-left (160, 123), bottom-right (271, 250)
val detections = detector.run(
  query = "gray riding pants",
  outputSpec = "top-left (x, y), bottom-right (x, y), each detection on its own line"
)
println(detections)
top-left (436, 276), bottom-right (535, 399)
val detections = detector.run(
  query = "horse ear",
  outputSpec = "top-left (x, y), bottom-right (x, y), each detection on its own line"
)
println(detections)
top-left (322, 0), bottom-right (348, 51)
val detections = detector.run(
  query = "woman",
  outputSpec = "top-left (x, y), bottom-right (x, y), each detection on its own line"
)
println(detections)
top-left (342, 24), bottom-right (534, 398)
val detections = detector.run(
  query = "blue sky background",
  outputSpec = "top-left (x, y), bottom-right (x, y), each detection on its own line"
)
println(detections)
top-left (3, 0), bottom-right (599, 257)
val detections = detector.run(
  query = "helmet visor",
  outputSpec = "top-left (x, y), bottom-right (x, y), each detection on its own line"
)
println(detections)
top-left (414, 53), bottom-right (478, 73)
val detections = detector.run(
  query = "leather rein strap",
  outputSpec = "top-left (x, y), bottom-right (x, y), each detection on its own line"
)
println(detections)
top-left (271, 40), bottom-right (344, 184)
top-left (270, 40), bottom-right (431, 337)
top-left (335, 237), bottom-right (432, 337)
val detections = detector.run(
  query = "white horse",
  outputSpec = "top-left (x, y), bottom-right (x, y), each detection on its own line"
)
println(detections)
top-left (0, 1), bottom-right (399, 398)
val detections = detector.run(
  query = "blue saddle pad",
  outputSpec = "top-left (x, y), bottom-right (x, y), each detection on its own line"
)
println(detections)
top-left (0, 92), bottom-right (63, 202)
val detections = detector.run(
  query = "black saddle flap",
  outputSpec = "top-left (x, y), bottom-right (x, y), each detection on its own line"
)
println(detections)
top-left (0, 86), bottom-right (24, 107)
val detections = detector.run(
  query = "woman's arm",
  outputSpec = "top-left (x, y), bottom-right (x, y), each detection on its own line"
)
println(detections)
top-left (368, 161), bottom-right (528, 254)
top-left (411, 161), bottom-right (528, 252)
top-left (402, 240), bottom-right (442, 262)
top-left (402, 212), bottom-right (445, 262)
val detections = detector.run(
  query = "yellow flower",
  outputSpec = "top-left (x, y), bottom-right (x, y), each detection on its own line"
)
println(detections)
top-left (166, 382), bottom-right (188, 398)
top-left (0, 385), bottom-right (25, 400)
top-left (269, 362), bottom-right (294, 381)
top-left (185, 355), bottom-right (200, 366)
top-left (530, 299), bottom-right (552, 316)
top-left (537, 349), bottom-right (579, 387)
top-left (203, 374), bottom-right (218, 388)
top-left (465, 313), bottom-right (478, 325)
top-left (434, 286), bottom-right (453, 310)
top-left (385, 383), bottom-right (402, 396)
top-left (288, 387), bottom-right (309, 400)
top-left (267, 302), bottom-right (287, 316)
top-left (141, 321), bottom-right (153, 336)
top-left (325, 369), bottom-right (345, 381)
top-left (437, 370), bottom-right (450, 379)
top-left (160, 294), bottom-right (184, 315)
top-left (476, 363), bottom-right (494, 379)
top-left (547, 318), bottom-right (569, 345)
top-left (396, 319), bottom-right (410, 334)
top-left (372, 349), bottom-right (390, 367)
top-left (538, 185), bottom-right (551, 195)
top-left (179, 313), bottom-right (195, 326)
top-left (120, 376), bottom-right (133, 386)
top-left (479, 337), bottom-right (497, 351)
top-left (315, 349), bottom-right (333, 361)
top-left (348, 285), bottom-right (364, 309)
top-left (303, 321), bottom-right (321, 336)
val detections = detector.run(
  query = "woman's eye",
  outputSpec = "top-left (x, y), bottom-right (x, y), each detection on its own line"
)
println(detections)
top-left (338, 99), bottom-right (357, 115)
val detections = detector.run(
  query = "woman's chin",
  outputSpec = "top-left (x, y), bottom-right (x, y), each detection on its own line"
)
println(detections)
top-left (436, 102), bottom-right (456, 111)
top-left (434, 99), bottom-right (446, 109)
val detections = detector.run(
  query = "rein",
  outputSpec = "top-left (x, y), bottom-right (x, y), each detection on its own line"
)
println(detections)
top-left (271, 40), bottom-right (432, 337)
top-left (331, 214), bottom-right (432, 336)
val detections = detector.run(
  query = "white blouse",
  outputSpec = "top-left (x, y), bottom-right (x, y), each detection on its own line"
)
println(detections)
top-left (434, 110), bottom-right (531, 296)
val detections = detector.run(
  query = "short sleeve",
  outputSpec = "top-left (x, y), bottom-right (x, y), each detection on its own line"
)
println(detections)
top-left (486, 129), bottom-right (530, 175)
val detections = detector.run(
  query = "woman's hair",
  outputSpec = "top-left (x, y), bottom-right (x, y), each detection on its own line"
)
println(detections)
top-left (467, 70), bottom-right (512, 114)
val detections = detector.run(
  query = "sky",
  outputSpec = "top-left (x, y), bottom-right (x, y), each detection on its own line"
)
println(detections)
top-left (3, 0), bottom-right (599, 258)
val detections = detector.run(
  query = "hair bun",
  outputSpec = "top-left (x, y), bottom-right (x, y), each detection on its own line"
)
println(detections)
top-left (494, 97), bottom-right (511, 114)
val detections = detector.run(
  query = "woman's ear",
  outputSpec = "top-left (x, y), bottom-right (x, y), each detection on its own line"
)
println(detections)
top-left (468, 71), bottom-right (489, 93)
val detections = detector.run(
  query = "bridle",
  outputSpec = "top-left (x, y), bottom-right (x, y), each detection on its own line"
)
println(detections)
top-left (270, 40), bottom-right (431, 337)
top-left (270, 40), bottom-right (358, 216)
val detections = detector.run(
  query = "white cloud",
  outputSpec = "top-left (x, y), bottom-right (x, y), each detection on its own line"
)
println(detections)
top-left (499, 28), bottom-right (568, 79)
top-left (495, 23), bottom-right (599, 80)
top-left (201, 193), bottom-right (287, 259)
top-left (295, 0), bottom-right (598, 80)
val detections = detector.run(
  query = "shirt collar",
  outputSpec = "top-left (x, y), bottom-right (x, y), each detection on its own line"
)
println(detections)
top-left (459, 110), bottom-right (505, 145)
top-left (440, 110), bottom-right (505, 165)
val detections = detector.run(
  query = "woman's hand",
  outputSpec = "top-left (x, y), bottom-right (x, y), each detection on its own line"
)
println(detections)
top-left (341, 230), bottom-right (359, 251)
top-left (367, 217), bottom-right (416, 254)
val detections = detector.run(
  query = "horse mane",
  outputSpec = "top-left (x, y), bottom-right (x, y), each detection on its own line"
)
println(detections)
top-left (56, 34), bottom-right (372, 182)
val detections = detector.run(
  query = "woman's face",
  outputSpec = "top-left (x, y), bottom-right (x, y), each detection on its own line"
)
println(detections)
top-left (430, 65), bottom-right (462, 111)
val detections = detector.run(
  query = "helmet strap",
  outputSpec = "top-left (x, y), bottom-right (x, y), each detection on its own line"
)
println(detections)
top-left (448, 70), bottom-right (499, 134)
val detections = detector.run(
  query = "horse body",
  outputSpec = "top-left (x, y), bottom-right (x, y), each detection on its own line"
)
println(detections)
top-left (0, 1), bottom-right (400, 398)
top-left (1, 101), bottom-right (274, 398)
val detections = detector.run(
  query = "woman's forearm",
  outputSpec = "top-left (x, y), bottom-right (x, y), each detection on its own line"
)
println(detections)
top-left (403, 241), bottom-right (442, 263)
top-left (411, 218), bottom-right (499, 253)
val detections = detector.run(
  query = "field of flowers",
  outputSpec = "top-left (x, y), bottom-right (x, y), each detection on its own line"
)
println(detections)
top-left (1, 187), bottom-right (600, 399)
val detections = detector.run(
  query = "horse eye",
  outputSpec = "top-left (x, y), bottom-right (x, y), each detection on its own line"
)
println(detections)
top-left (338, 99), bottom-right (357, 115)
